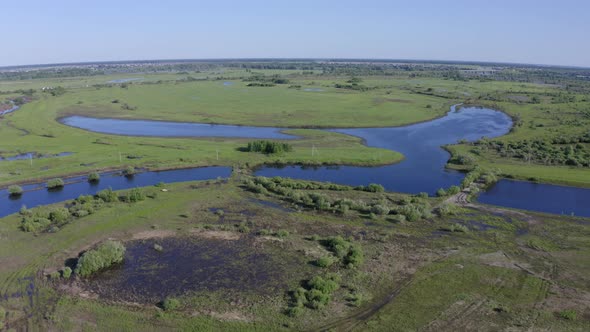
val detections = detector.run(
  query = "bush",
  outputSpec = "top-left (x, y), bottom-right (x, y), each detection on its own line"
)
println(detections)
top-left (162, 297), bottom-right (181, 311)
top-left (75, 240), bottom-right (126, 277)
top-left (62, 267), bottom-right (72, 279)
top-left (370, 204), bottom-right (390, 215)
top-left (153, 244), bottom-right (163, 252)
top-left (276, 230), bottom-right (290, 238)
top-left (123, 166), bottom-right (136, 176)
top-left (365, 183), bottom-right (385, 193)
top-left (245, 140), bottom-right (293, 154)
top-left (20, 217), bottom-right (51, 232)
top-left (447, 185), bottom-right (461, 195)
top-left (49, 208), bottom-right (70, 225)
top-left (126, 188), bottom-right (145, 203)
top-left (46, 178), bottom-right (64, 189)
top-left (315, 256), bottom-right (335, 268)
top-left (436, 188), bottom-right (447, 197)
top-left (97, 188), bottom-right (118, 203)
top-left (441, 223), bottom-right (469, 233)
top-left (8, 185), bottom-right (23, 196)
top-left (559, 309), bottom-right (577, 320)
top-left (88, 172), bottom-right (100, 182)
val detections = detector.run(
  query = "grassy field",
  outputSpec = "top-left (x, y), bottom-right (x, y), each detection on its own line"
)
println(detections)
top-left (0, 177), bottom-right (588, 330)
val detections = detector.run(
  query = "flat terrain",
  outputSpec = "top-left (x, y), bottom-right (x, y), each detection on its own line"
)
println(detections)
top-left (0, 178), bottom-right (588, 330)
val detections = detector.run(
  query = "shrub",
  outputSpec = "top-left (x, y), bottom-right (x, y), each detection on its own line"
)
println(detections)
top-left (365, 183), bottom-right (385, 193)
top-left (97, 188), bottom-right (118, 203)
top-left (49, 271), bottom-right (61, 280)
top-left (73, 210), bottom-right (89, 218)
top-left (441, 223), bottom-right (469, 233)
top-left (8, 185), bottom-right (23, 196)
top-left (245, 140), bottom-right (293, 154)
top-left (559, 309), bottom-right (577, 320)
top-left (315, 256), bottom-right (335, 268)
top-left (123, 166), bottom-right (136, 176)
top-left (153, 244), bottom-right (163, 252)
top-left (20, 217), bottom-right (51, 232)
top-left (345, 245), bottom-right (364, 267)
top-left (49, 208), bottom-right (70, 225)
top-left (126, 188), bottom-right (145, 203)
top-left (447, 185), bottom-right (461, 195)
top-left (88, 172), bottom-right (100, 182)
top-left (62, 267), bottom-right (72, 279)
top-left (417, 192), bottom-right (429, 198)
top-left (46, 178), bottom-right (64, 189)
top-left (370, 204), bottom-right (390, 215)
top-left (162, 297), bottom-right (181, 311)
top-left (436, 188), bottom-right (447, 197)
top-left (276, 230), bottom-right (290, 238)
top-left (75, 240), bottom-right (126, 277)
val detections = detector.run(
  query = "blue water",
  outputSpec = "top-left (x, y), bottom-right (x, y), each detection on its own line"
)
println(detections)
top-left (478, 179), bottom-right (590, 217)
top-left (0, 152), bottom-right (73, 161)
top-left (0, 167), bottom-right (231, 218)
top-left (19, 106), bottom-right (590, 217)
top-left (60, 116), bottom-right (298, 139)
top-left (107, 78), bottom-right (144, 84)
top-left (0, 104), bottom-right (19, 116)
top-left (257, 106), bottom-right (512, 195)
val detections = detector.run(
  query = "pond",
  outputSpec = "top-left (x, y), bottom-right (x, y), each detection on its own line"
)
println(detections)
top-left (81, 236), bottom-right (307, 303)
top-left (0, 167), bottom-right (231, 218)
top-left (60, 116), bottom-right (298, 139)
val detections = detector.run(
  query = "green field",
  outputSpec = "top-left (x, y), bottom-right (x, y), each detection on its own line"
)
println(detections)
top-left (1, 62), bottom-right (590, 330)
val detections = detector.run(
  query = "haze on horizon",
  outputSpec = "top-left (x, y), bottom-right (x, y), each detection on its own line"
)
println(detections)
top-left (2, 0), bottom-right (589, 68)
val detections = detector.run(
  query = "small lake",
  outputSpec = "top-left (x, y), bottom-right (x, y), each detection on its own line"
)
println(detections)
top-left (478, 179), bottom-right (590, 217)
top-left (0, 152), bottom-right (72, 161)
top-left (81, 236), bottom-right (306, 303)
top-left (60, 116), bottom-right (298, 139)
top-left (0, 167), bottom-right (231, 218)
top-left (106, 78), bottom-right (143, 84)
top-left (0, 104), bottom-right (19, 116)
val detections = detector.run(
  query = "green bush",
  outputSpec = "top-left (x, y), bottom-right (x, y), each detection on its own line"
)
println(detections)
top-left (162, 297), bottom-right (181, 311)
top-left (8, 185), bottom-right (23, 196)
top-left (97, 188), bottom-right (118, 203)
top-left (49, 208), bottom-right (70, 225)
top-left (315, 256), bottom-right (335, 268)
top-left (436, 188), bottom-right (447, 197)
top-left (88, 172), bottom-right (100, 182)
top-left (123, 166), bottom-right (136, 176)
top-left (46, 178), bottom-right (64, 189)
top-left (447, 185), bottom-right (461, 195)
top-left (276, 230), bottom-right (290, 238)
top-left (126, 188), bottom-right (145, 203)
top-left (62, 267), bottom-right (72, 279)
top-left (365, 183), bottom-right (385, 193)
top-left (20, 217), bottom-right (51, 232)
top-left (559, 309), bottom-right (577, 320)
top-left (245, 140), bottom-right (293, 154)
top-left (75, 240), bottom-right (126, 277)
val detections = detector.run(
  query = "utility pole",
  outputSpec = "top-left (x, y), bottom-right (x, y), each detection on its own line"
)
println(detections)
top-left (216, 149), bottom-right (219, 161)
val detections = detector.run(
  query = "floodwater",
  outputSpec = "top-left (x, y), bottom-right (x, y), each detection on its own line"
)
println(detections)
top-left (82, 236), bottom-right (306, 303)
top-left (0, 167), bottom-right (231, 218)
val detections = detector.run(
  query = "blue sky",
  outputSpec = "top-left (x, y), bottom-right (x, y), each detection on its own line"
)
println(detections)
top-left (2, 0), bottom-right (589, 67)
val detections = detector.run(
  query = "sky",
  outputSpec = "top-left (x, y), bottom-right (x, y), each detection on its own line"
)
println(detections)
top-left (1, 0), bottom-right (589, 67)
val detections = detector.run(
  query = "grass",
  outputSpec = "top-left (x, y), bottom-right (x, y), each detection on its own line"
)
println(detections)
top-left (0, 178), bottom-right (588, 330)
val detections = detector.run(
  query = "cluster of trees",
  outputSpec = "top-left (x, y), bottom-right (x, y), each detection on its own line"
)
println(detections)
top-left (473, 135), bottom-right (590, 167)
top-left (334, 82), bottom-right (373, 91)
top-left (243, 176), bottom-right (434, 221)
top-left (323, 236), bottom-right (364, 268)
top-left (75, 240), bottom-right (126, 277)
top-left (245, 140), bottom-right (293, 154)
top-left (288, 273), bottom-right (342, 316)
top-left (19, 187), bottom-right (145, 233)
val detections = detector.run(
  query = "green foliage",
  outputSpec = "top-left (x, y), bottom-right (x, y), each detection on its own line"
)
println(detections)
top-left (62, 267), bottom-right (72, 279)
top-left (8, 185), bottom-right (23, 196)
top-left (75, 240), bottom-right (126, 277)
top-left (162, 297), bottom-right (181, 311)
top-left (46, 178), bottom-right (65, 189)
top-left (315, 256), bottom-right (335, 268)
top-left (276, 230), bottom-right (290, 238)
top-left (365, 183), bottom-right (385, 193)
top-left (97, 188), bottom-right (118, 203)
top-left (123, 166), bottom-right (136, 176)
top-left (436, 188), bottom-right (447, 197)
top-left (88, 172), bottom-right (100, 182)
top-left (125, 188), bottom-right (145, 203)
top-left (441, 223), bottom-right (469, 233)
top-left (323, 236), bottom-right (364, 268)
top-left (447, 185), bottom-right (461, 195)
top-left (558, 309), bottom-right (577, 320)
top-left (245, 140), bottom-right (293, 154)
top-left (49, 207), bottom-right (70, 225)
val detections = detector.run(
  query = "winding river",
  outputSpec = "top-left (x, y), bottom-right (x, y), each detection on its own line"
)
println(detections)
top-left (1, 106), bottom-right (589, 218)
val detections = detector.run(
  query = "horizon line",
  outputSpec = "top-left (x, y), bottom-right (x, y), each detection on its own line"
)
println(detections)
top-left (1, 57), bottom-right (589, 71)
